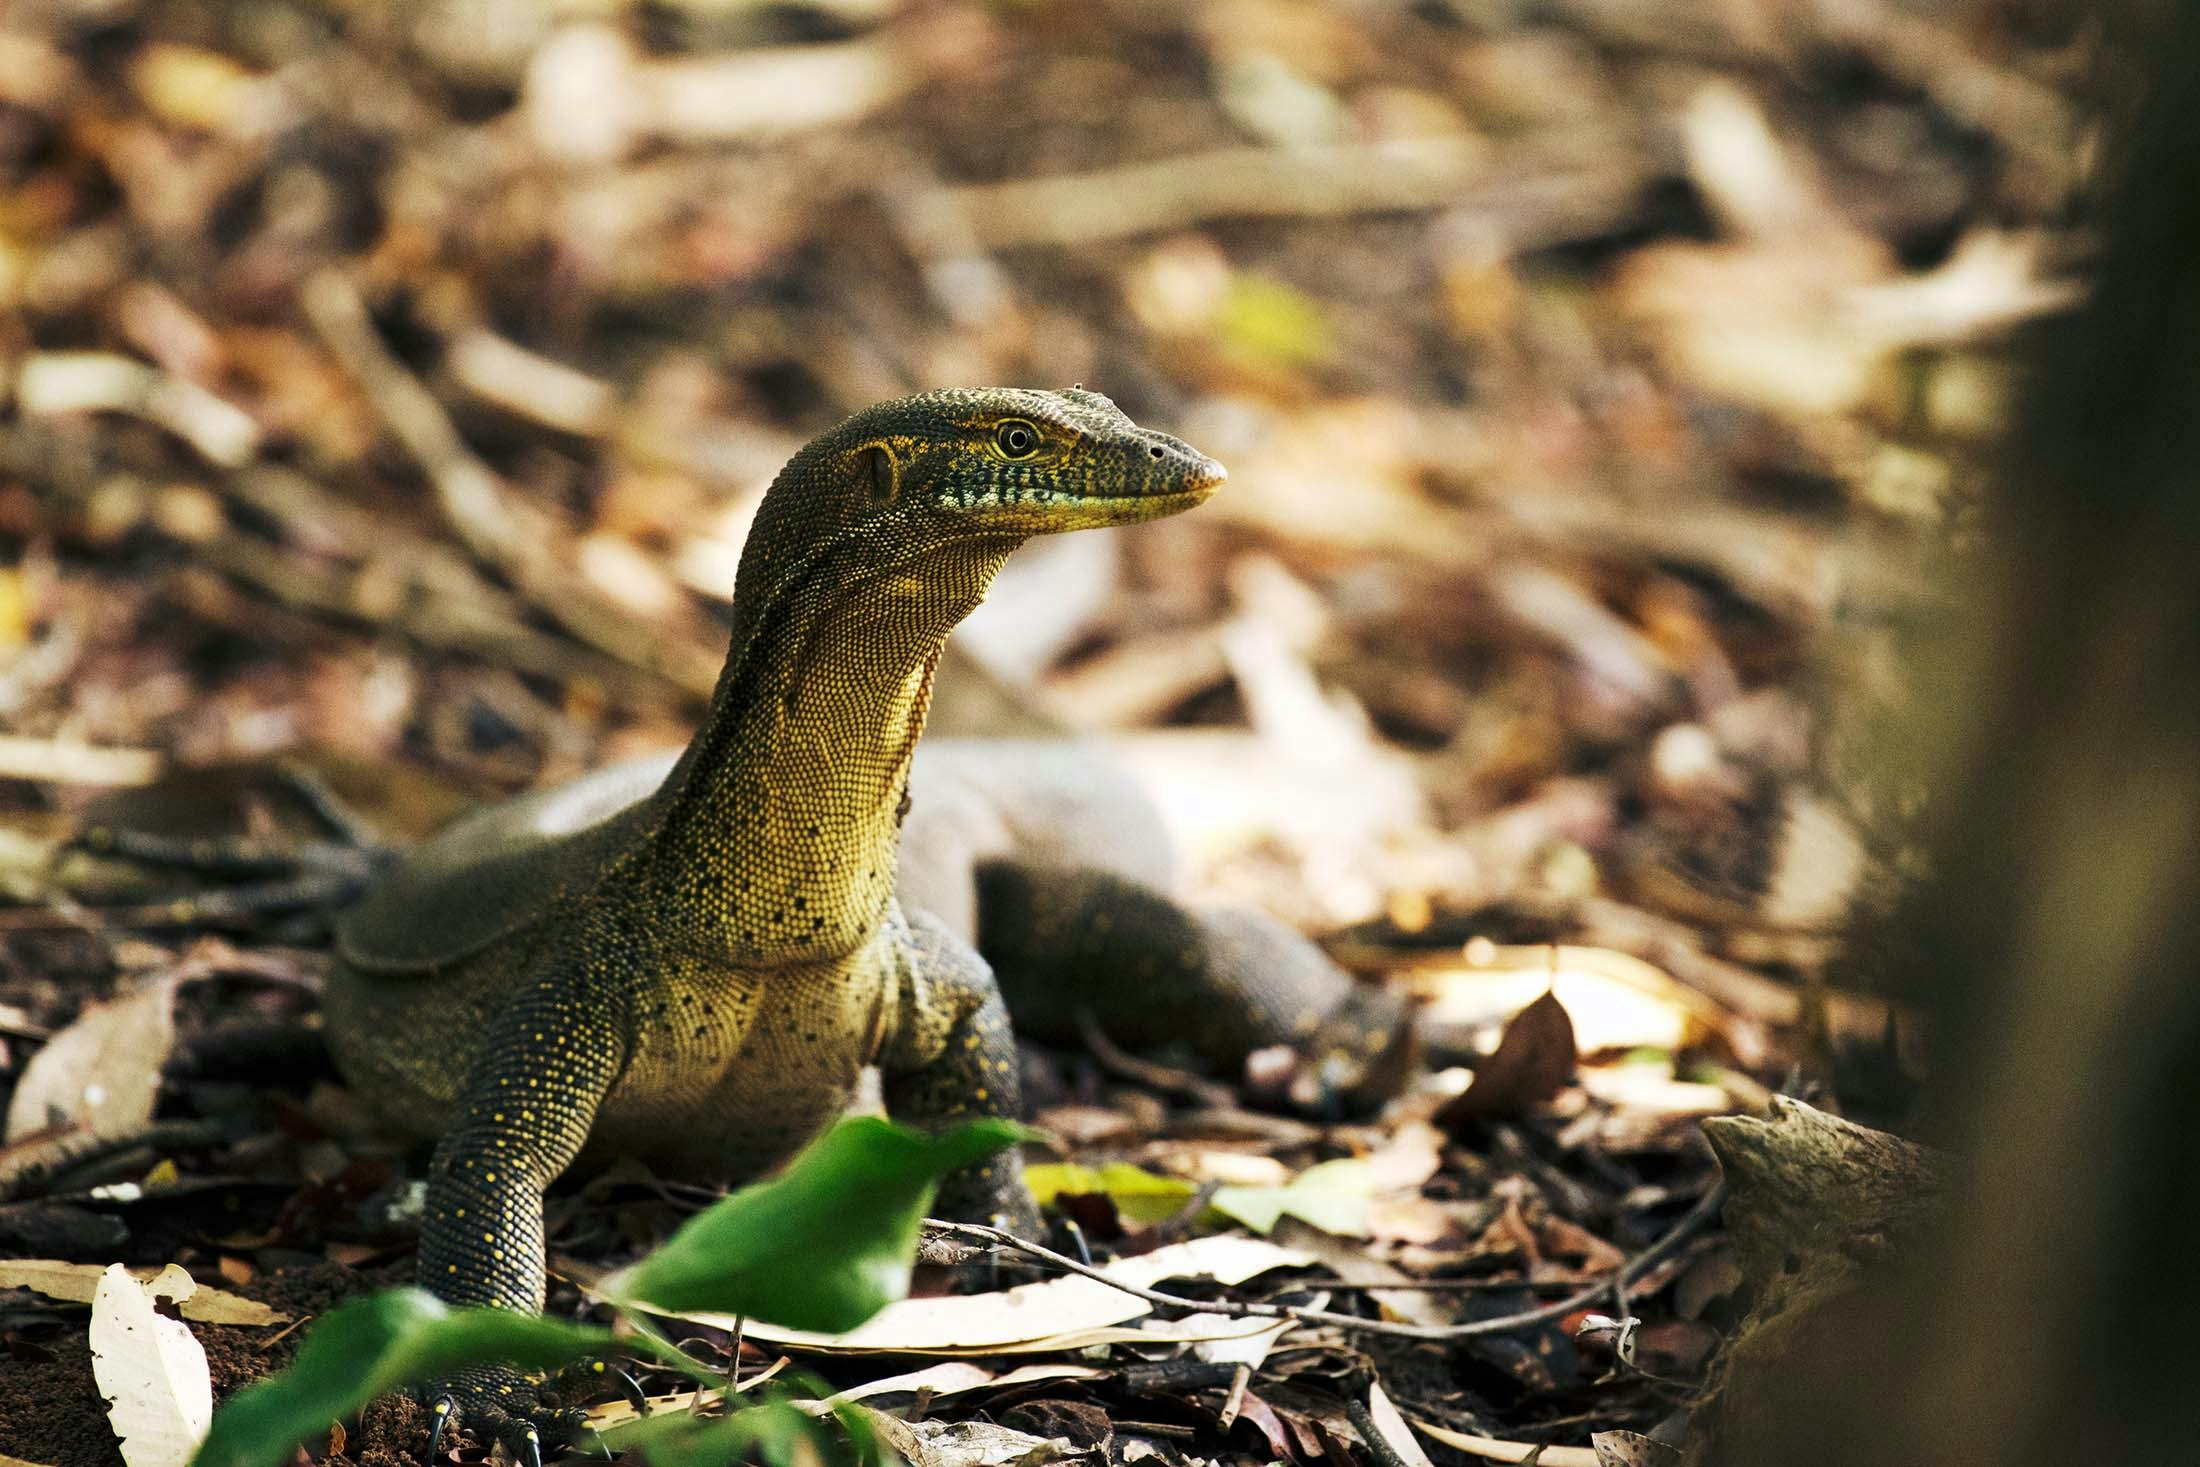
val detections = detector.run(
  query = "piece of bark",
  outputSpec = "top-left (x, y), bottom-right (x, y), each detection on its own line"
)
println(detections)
top-left (1694, 8), bottom-right (2200, 1465)
top-left (1702, 1098), bottom-right (1944, 1291)
top-left (1690, 1100), bottom-right (1946, 1464)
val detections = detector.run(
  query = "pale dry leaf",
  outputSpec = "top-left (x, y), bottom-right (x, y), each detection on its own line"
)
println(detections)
top-left (861, 1412), bottom-right (1074, 1467)
top-left (1408, 1416), bottom-right (1597, 1467)
top-left (1366, 1121), bottom-right (1445, 1192)
top-left (90, 1264), bottom-right (212, 1467)
top-left (587, 1363), bottom-right (1112, 1433)
top-left (724, 1235), bottom-right (1313, 1355)
top-left (1591, 1431), bottom-right (1681, 1467)
top-left (1273, 1217), bottom-right (1455, 1328)
top-left (4, 976), bottom-right (183, 1159)
top-left (0, 1260), bottom-right (286, 1326)
top-left (1408, 943), bottom-right (1715, 1055)
top-left (1365, 1382), bottom-right (1438, 1467)
top-left (1182, 1313), bottom-right (1293, 1369)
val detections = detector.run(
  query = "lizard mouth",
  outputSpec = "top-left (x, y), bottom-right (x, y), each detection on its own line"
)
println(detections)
top-left (1085, 458), bottom-right (1229, 517)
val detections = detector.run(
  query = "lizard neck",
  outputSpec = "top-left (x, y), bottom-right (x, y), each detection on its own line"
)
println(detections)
top-left (643, 528), bottom-right (1019, 967)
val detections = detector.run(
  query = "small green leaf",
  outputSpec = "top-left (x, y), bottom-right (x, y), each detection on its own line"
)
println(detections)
top-left (192, 1290), bottom-right (613, 1467)
top-left (1215, 275), bottom-right (1335, 369)
top-left (1025, 1161), bottom-right (1199, 1225)
top-left (611, 1116), bottom-right (1025, 1331)
top-left (1212, 1158), bottom-right (1376, 1237)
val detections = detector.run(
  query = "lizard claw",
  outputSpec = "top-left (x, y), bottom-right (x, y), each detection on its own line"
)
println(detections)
top-left (416, 1371), bottom-right (590, 1464)
top-left (496, 1419), bottom-right (544, 1467)
top-left (606, 1363), bottom-right (648, 1415)
top-left (425, 1394), bottom-right (456, 1462)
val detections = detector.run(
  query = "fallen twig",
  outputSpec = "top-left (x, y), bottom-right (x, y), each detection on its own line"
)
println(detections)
top-left (0, 735), bottom-right (161, 787)
top-left (301, 270), bottom-right (720, 697)
top-left (930, 1183), bottom-right (1725, 1344)
top-left (941, 139), bottom-right (1657, 252)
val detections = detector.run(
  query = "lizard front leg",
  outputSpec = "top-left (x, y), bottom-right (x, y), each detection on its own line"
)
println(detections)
top-left (416, 965), bottom-right (631, 1463)
top-left (878, 909), bottom-right (1042, 1236)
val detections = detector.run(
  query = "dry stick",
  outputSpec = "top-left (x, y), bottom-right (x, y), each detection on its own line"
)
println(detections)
top-left (0, 735), bottom-right (160, 787)
top-left (1345, 1398), bottom-right (1419, 1467)
top-left (191, 530), bottom-right (663, 704)
top-left (931, 1183), bottom-right (1727, 1345)
top-left (939, 138), bottom-right (1657, 253)
top-left (300, 271), bottom-right (719, 698)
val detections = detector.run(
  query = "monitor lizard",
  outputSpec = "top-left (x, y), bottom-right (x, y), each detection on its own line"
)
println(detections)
top-left (321, 388), bottom-right (1408, 1460)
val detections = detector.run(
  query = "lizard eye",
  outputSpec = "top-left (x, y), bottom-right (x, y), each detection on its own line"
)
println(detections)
top-left (863, 444), bottom-right (898, 503)
top-left (994, 420), bottom-right (1041, 459)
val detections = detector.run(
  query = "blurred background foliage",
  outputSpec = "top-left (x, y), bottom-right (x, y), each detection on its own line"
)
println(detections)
top-left (0, 0), bottom-right (2090, 957)
top-left (0, 1), bottom-right (2112, 1461)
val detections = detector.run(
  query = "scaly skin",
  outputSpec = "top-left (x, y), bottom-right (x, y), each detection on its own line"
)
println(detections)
top-left (323, 389), bottom-right (1224, 1456)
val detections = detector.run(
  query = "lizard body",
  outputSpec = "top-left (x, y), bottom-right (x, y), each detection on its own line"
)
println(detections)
top-left (323, 388), bottom-right (1403, 1452)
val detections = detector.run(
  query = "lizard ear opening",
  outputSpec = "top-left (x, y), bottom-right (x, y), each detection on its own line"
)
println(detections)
top-left (862, 443), bottom-right (899, 504)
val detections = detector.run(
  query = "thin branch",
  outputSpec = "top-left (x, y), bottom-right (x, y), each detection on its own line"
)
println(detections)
top-left (928, 1184), bottom-right (1725, 1344)
top-left (301, 270), bottom-right (719, 697)
top-left (0, 735), bottom-right (160, 787)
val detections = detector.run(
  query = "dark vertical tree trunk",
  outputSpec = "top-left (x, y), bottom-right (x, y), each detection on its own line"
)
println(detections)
top-left (1708, 8), bottom-right (2200, 1463)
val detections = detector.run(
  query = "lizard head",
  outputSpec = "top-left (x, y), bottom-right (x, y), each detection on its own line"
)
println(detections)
top-left (721, 386), bottom-right (1224, 690)
top-left (828, 385), bottom-right (1227, 536)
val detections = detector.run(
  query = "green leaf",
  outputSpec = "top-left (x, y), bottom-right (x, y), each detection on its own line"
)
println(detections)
top-left (1215, 275), bottom-right (1335, 369)
top-left (609, 1116), bottom-right (1025, 1332)
top-left (1025, 1161), bottom-right (1199, 1226)
top-left (192, 1290), bottom-right (613, 1467)
top-left (1212, 1158), bottom-right (1376, 1237)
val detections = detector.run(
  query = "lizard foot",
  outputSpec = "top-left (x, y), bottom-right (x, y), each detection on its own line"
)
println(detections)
top-left (418, 1366), bottom-right (592, 1467)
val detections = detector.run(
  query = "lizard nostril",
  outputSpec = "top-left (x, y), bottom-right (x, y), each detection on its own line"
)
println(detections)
top-left (1148, 445), bottom-right (1164, 459)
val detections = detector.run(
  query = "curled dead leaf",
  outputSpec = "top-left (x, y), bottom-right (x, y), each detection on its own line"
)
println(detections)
top-left (1437, 988), bottom-right (1577, 1127)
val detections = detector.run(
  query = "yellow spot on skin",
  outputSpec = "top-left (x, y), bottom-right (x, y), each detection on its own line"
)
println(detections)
top-left (974, 1087), bottom-right (989, 1102)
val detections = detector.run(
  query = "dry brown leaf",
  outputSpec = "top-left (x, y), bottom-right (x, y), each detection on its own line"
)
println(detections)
top-left (3, 977), bottom-right (184, 1181)
top-left (0, 1261), bottom-right (286, 1326)
top-left (1537, 1217), bottom-right (1626, 1277)
top-left (1437, 989), bottom-right (1577, 1125)
top-left (862, 1412), bottom-right (1073, 1467)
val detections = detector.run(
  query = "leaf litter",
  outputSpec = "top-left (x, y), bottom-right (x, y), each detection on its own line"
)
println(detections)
top-left (0, 0), bottom-right (2078, 1459)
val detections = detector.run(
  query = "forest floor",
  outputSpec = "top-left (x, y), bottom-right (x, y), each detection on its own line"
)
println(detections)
top-left (0, 1), bottom-right (2089, 1465)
